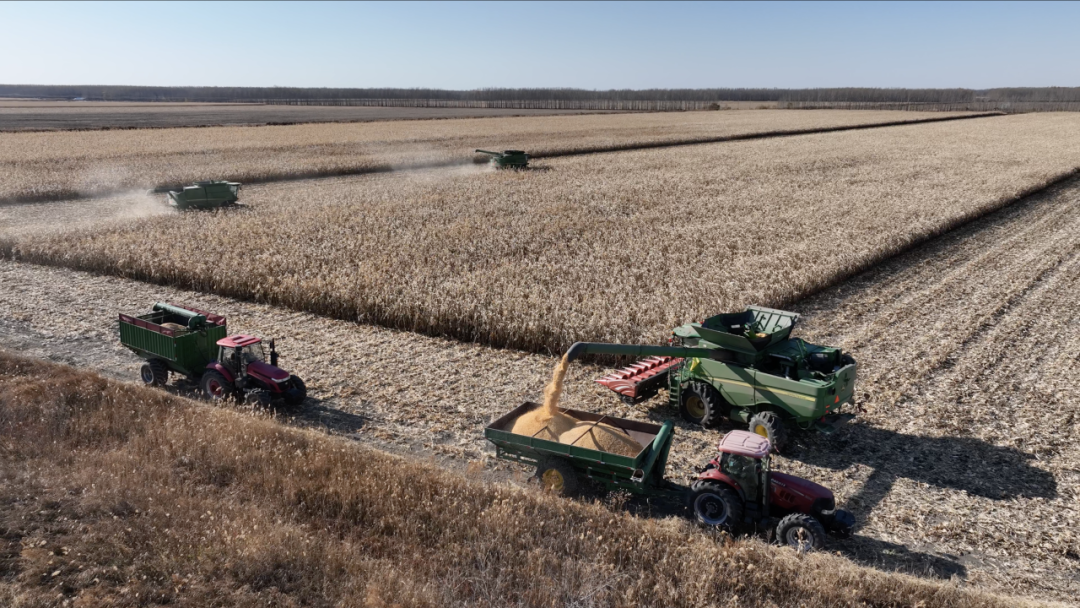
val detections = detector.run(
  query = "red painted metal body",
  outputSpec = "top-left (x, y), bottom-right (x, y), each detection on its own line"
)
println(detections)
top-left (217, 334), bottom-right (262, 348)
top-left (594, 356), bottom-right (683, 402)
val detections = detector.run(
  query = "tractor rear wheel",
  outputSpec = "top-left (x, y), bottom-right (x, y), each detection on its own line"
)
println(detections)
top-left (200, 370), bottom-right (231, 402)
top-left (689, 480), bottom-right (744, 529)
top-left (776, 513), bottom-right (826, 552)
top-left (535, 459), bottom-right (580, 497)
top-left (747, 410), bottom-right (788, 452)
top-left (284, 375), bottom-right (307, 406)
top-left (680, 382), bottom-right (725, 427)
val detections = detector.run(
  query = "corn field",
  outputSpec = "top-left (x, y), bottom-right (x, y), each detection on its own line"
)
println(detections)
top-left (0, 109), bottom-right (977, 203)
top-left (8, 112), bottom-right (1080, 355)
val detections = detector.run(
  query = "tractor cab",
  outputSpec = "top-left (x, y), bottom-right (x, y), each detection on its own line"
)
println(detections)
top-left (215, 335), bottom-right (286, 381)
top-left (713, 431), bottom-right (770, 501)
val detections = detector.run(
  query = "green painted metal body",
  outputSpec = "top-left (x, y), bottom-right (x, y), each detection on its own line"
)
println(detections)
top-left (167, 181), bottom-right (241, 210)
top-left (573, 306), bottom-right (858, 431)
top-left (475, 149), bottom-right (530, 168)
top-left (485, 402), bottom-right (682, 497)
top-left (118, 303), bottom-right (227, 378)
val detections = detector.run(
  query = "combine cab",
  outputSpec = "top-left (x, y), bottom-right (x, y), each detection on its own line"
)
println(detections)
top-left (475, 149), bottom-right (530, 168)
top-left (582, 306), bottom-right (858, 451)
top-left (166, 180), bottom-right (241, 210)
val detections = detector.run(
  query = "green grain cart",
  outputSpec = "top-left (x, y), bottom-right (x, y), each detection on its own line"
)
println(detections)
top-left (589, 306), bottom-right (857, 451)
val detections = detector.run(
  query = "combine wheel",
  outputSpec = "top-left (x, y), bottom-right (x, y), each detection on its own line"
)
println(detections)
top-left (535, 459), bottom-right (580, 497)
top-left (200, 371), bottom-right (231, 402)
top-left (776, 513), bottom-right (826, 552)
top-left (680, 382), bottom-right (725, 427)
top-left (689, 480), bottom-right (744, 529)
top-left (284, 375), bottom-right (307, 406)
top-left (139, 360), bottom-right (168, 387)
top-left (747, 411), bottom-right (788, 452)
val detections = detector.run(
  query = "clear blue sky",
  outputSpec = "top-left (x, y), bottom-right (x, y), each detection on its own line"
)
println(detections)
top-left (1, 1), bottom-right (1077, 89)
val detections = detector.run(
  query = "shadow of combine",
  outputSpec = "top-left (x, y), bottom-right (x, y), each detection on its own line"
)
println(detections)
top-left (788, 424), bottom-right (1057, 519)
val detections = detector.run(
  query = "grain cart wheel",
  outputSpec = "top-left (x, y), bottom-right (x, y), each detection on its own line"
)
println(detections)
top-left (680, 382), bottom-right (725, 427)
top-left (535, 459), bottom-right (580, 497)
top-left (689, 480), bottom-right (744, 529)
top-left (200, 371), bottom-right (231, 402)
top-left (776, 513), bottom-right (826, 552)
top-left (284, 375), bottom-right (307, 406)
top-left (747, 411), bottom-right (788, 452)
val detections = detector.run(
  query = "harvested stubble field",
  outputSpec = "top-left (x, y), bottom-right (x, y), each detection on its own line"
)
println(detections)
top-left (0, 99), bottom-right (620, 131)
top-left (0, 351), bottom-right (1035, 608)
top-left (7, 113), bottom-right (1080, 356)
top-left (0, 173), bottom-right (1078, 601)
top-left (0, 109), bottom-right (979, 203)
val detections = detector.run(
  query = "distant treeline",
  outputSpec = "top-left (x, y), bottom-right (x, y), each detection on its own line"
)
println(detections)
top-left (4, 84), bottom-right (1080, 104)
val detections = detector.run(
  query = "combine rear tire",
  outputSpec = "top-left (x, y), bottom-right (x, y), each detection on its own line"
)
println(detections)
top-left (200, 371), bottom-right (231, 402)
top-left (680, 382), bottom-right (725, 427)
top-left (535, 459), bottom-right (580, 497)
top-left (140, 360), bottom-right (168, 387)
top-left (284, 375), bottom-right (307, 406)
top-left (747, 411), bottom-right (788, 452)
top-left (689, 480), bottom-right (744, 529)
top-left (776, 513), bottom-right (826, 552)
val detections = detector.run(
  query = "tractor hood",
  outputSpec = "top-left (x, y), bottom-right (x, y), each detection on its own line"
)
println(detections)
top-left (771, 472), bottom-right (834, 502)
top-left (247, 361), bottom-right (290, 382)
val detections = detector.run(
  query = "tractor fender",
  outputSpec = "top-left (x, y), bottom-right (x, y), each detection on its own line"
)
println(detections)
top-left (206, 362), bottom-right (234, 384)
top-left (696, 470), bottom-right (746, 502)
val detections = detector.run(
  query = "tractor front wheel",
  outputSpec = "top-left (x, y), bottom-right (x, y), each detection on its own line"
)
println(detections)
top-left (747, 411), bottom-right (789, 452)
top-left (680, 382), bottom-right (725, 427)
top-left (535, 459), bottom-right (580, 497)
top-left (689, 480), bottom-right (744, 529)
top-left (200, 371), bottom-right (231, 402)
top-left (284, 375), bottom-right (307, 406)
top-left (776, 513), bottom-right (826, 552)
top-left (246, 389), bottom-right (273, 408)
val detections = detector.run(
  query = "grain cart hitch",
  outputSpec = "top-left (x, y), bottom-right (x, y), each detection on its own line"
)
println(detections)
top-left (118, 302), bottom-right (307, 406)
top-left (587, 305), bottom-right (858, 451)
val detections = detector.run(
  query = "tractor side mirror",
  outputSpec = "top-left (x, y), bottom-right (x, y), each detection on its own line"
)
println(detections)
top-left (269, 339), bottom-right (279, 367)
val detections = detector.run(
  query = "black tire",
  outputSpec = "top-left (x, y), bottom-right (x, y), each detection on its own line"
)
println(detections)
top-left (680, 382), bottom-right (725, 427)
top-left (535, 459), bottom-right (580, 497)
top-left (200, 370), bottom-right (231, 402)
top-left (140, 360), bottom-right (168, 387)
top-left (776, 513), bottom-right (826, 551)
top-left (247, 389), bottom-right (273, 408)
top-left (747, 410), bottom-right (789, 452)
top-left (689, 480), bottom-right (744, 529)
top-left (284, 375), bottom-right (307, 406)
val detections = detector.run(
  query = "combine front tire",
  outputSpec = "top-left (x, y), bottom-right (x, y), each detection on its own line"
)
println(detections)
top-left (200, 371), bottom-right (231, 402)
top-left (689, 480), bottom-right (744, 529)
top-left (776, 513), bottom-right (826, 552)
top-left (139, 360), bottom-right (168, 387)
top-left (680, 382), bottom-right (725, 427)
top-left (535, 459), bottom-right (580, 497)
top-left (284, 375), bottom-right (307, 406)
top-left (747, 411), bottom-right (788, 452)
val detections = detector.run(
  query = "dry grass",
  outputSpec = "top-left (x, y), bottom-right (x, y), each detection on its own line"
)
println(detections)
top-left (8, 113), bottom-right (1080, 354)
top-left (0, 351), bottom-right (1032, 608)
top-left (0, 109), bottom-right (978, 202)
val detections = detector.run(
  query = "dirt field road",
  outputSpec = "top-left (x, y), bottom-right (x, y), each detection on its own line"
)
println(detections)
top-left (1, 177), bottom-right (1078, 600)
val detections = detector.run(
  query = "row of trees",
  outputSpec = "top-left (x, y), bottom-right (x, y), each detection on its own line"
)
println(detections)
top-left (1, 84), bottom-right (1077, 104)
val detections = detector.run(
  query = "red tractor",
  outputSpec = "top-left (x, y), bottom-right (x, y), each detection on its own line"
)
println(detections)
top-left (201, 335), bottom-right (307, 407)
top-left (690, 431), bottom-right (854, 550)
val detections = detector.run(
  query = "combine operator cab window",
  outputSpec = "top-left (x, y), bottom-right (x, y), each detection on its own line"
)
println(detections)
top-left (721, 453), bottom-right (761, 501)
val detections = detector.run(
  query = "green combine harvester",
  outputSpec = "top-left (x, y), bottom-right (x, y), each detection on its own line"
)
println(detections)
top-left (588, 306), bottom-right (858, 451)
top-left (165, 180), bottom-right (242, 210)
top-left (475, 149), bottom-right (530, 169)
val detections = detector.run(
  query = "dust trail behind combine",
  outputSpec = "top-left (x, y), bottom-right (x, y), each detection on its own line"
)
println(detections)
top-left (0, 190), bottom-right (171, 239)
